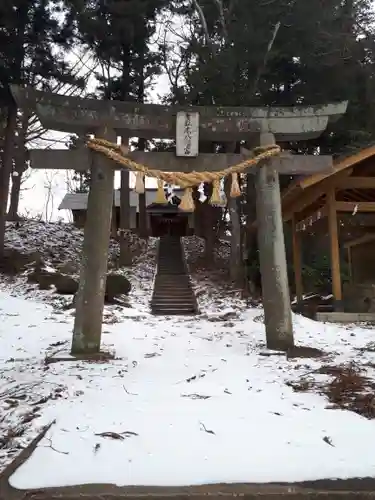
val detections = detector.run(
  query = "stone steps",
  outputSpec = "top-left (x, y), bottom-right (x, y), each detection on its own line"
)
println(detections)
top-left (150, 235), bottom-right (198, 316)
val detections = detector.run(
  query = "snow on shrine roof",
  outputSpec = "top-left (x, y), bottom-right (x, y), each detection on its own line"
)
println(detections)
top-left (59, 189), bottom-right (184, 212)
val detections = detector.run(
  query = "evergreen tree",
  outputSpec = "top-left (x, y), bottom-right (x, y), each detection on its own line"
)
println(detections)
top-left (64, 0), bottom-right (168, 101)
top-left (168, 0), bottom-right (375, 154)
top-left (162, 0), bottom-right (375, 286)
top-left (0, 0), bottom-right (81, 254)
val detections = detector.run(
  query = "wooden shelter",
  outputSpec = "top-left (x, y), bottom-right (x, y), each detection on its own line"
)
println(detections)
top-left (58, 188), bottom-right (194, 237)
top-left (283, 145), bottom-right (375, 312)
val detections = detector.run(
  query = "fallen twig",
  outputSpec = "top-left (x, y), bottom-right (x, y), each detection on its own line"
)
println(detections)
top-left (181, 393), bottom-right (211, 400)
top-left (94, 430), bottom-right (138, 440)
top-left (123, 385), bottom-right (138, 396)
top-left (199, 422), bottom-right (215, 435)
top-left (323, 436), bottom-right (334, 447)
top-left (41, 436), bottom-right (69, 455)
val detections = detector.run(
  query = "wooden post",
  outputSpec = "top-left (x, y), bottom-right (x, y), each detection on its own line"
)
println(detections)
top-left (71, 127), bottom-right (116, 355)
top-left (137, 138), bottom-right (148, 237)
top-left (347, 246), bottom-right (353, 284)
top-left (119, 136), bottom-right (132, 266)
top-left (139, 192), bottom-right (147, 237)
top-left (255, 132), bottom-right (294, 351)
top-left (327, 186), bottom-right (342, 310)
top-left (291, 215), bottom-right (303, 306)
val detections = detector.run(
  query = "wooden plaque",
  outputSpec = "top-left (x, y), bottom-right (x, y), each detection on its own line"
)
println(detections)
top-left (176, 111), bottom-right (199, 157)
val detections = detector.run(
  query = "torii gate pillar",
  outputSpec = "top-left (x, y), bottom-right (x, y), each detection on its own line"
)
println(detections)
top-left (72, 127), bottom-right (116, 355)
top-left (255, 133), bottom-right (293, 350)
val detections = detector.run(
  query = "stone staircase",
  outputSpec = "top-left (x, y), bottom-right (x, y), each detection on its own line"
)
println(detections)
top-left (150, 236), bottom-right (198, 315)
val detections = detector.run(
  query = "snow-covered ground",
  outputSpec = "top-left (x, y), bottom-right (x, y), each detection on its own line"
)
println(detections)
top-left (2, 289), bottom-right (375, 488)
top-left (2, 220), bottom-right (375, 490)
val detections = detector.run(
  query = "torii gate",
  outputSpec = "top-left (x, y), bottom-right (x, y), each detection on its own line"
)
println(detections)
top-left (11, 86), bottom-right (347, 355)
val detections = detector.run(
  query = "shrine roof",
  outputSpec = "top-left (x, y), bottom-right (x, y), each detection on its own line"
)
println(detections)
top-left (59, 189), bottom-right (183, 212)
top-left (146, 203), bottom-right (181, 214)
top-left (282, 145), bottom-right (375, 230)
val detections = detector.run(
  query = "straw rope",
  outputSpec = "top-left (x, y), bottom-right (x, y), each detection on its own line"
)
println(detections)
top-left (86, 137), bottom-right (281, 189)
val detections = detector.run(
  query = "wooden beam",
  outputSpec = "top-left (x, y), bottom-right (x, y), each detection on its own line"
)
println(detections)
top-left (295, 205), bottom-right (328, 232)
top-left (283, 183), bottom-right (325, 221)
top-left (327, 187), bottom-right (342, 307)
top-left (240, 146), bottom-right (333, 175)
top-left (29, 148), bottom-right (333, 175)
top-left (335, 176), bottom-right (375, 189)
top-left (344, 232), bottom-right (375, 249)
top-left (300, 144), bottom-right (375, 190)
top-left (283, 168), bottom-right (353, 220)
top-left (336, 201), bottom-right (375, 212)
top-left (30, 149), bottom-right (90, 171)
top-left (291, 215), bottom-right (303, 303)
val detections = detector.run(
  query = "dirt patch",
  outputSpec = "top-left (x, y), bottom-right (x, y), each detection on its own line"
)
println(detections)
top-left (286, 346), bottom-right (325, 359)
top-left (288, 362), bottom-right (375, 419)
top-left (259, 346), bottom-right (326, 359)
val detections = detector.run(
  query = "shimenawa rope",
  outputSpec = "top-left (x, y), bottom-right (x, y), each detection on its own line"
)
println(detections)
top-left (85, 137), bottom-right (281, 210)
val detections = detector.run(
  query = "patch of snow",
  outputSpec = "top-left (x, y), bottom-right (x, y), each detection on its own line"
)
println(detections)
top-left (1, 289), bottom-right (375, 488)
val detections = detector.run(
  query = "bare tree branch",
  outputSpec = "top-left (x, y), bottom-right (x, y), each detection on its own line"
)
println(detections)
top-left (192, 0), bottom-right (214, 50)
top-left (250, 21), bottom-right (281, 98)
top-left (212, 0), bottom-right (228, 40)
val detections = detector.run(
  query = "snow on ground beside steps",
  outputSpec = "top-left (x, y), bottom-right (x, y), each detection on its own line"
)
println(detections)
top-left (2, 288), bottom-right (375, 488)
top-left (5, 220), bottom-right (120, 263)
top-left (1, 220), bottom-right (157, 310)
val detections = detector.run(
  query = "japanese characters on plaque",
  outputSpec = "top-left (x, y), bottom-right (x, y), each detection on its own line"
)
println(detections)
top-left (176, 111), bottom-right (199, 157)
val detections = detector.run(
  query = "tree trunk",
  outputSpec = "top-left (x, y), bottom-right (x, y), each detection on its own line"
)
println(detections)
top-left (228, 194), bottom-right (242, 283)
top-left (7, 170), bottom-right (22, 221)
top-left (135, 42), bottom-right (148, 238)
top-left (0, 103), bottom-right (17, 257)
top-left (225, 143), bottom-right (242, 284)
top-left (119, 168), bottom-right (132, 266)
top-left (244, 173), bottom-right (259, 294)
top-left (119, 133), bottom-right (132, 266)
top-left (138, 194), bottom-right (147, 236)
top-left (8, 147), bottom-right (27, 221)
top-left (204, 223), bottom-right (215, 261)
top-left (8, 111), bottom-right (30, 221)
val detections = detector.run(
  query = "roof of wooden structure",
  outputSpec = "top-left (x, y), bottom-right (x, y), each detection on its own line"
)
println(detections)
top-left (282, 144), bottom-right (375, 229)
top-left (59, 188), bottom-right (184, 212)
